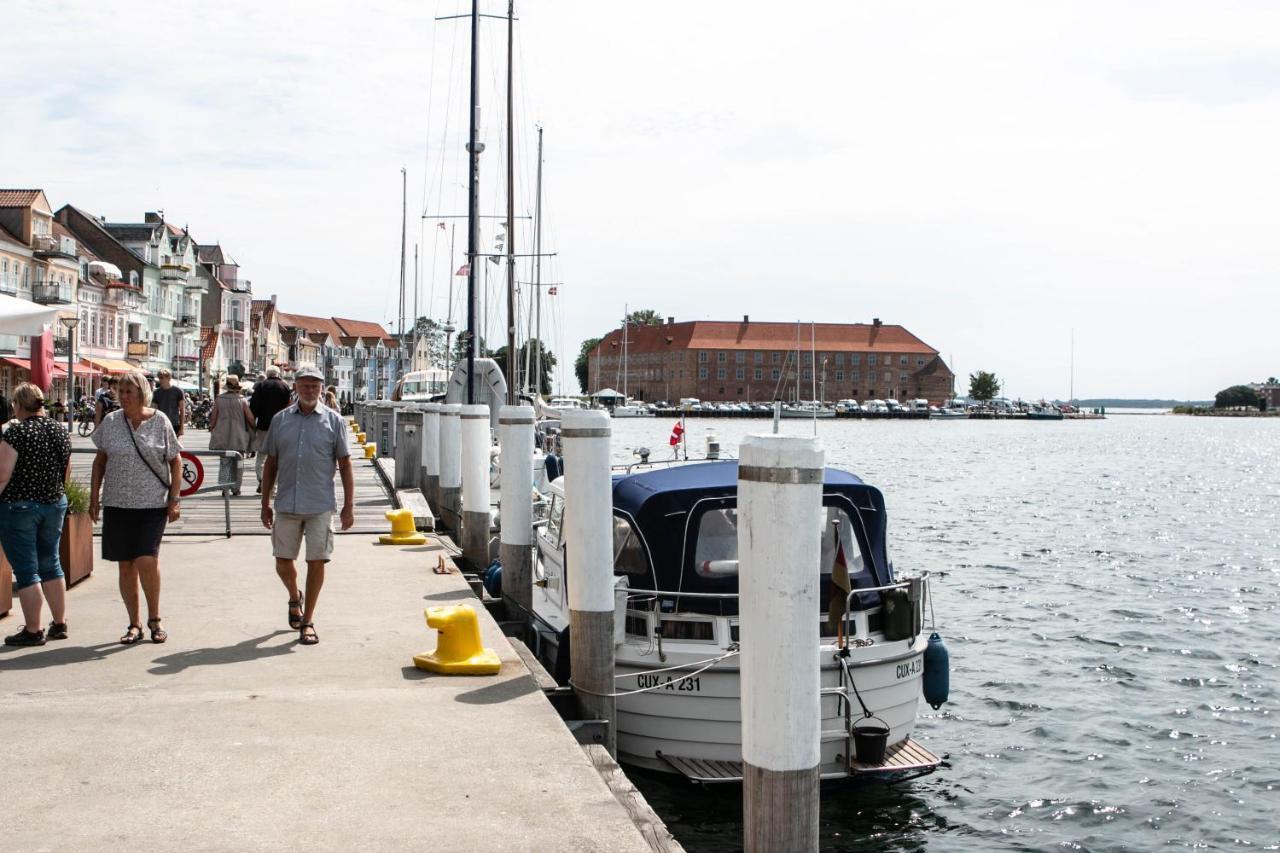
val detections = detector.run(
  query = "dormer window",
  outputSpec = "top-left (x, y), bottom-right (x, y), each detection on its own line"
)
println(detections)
top-left (129, 271), bottom-right (139, 287)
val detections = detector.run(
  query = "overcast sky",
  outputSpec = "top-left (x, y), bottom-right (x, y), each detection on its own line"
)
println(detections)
top-left (4, 0), bottom-right (1278, 399)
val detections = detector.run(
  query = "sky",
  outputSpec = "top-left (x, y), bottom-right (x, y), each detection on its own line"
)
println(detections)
top-left (3, 0), bottom-right (1279, 399)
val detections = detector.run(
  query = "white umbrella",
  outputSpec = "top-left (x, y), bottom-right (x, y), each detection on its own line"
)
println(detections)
top-left (0, 293), bottom-right (73, 335)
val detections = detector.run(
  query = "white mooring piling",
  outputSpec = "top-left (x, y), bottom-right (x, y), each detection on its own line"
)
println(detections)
top-left (460, 403), bottom-right (491, 571)
top-left (562, 409), bottom-right (616, 757)
top-left (420, 402), bottom-right (441, 514)
top-left (738, 433), bottom-right (824, 853)
top-left (498, 404), bottom-right (535, 620)
top-left (437, 404), bottom-right (462, 535)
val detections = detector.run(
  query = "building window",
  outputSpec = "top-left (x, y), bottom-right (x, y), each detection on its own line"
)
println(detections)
top-left (754, 368), bottom-right (763, 380)
top-left (868, 355), bottom-right (876, 367)
top-left (771, 369), bottom-right (780, 380)
top-left (754, 351), bottom-right (763, 364)
top-left (735, 352), bottom-right (744, 364)
top-left (916, 357), bottom-right (925, 366)
top-left (698, 351), bottom-right (708, 363)
top-left (736, 368), bottom-right (744, 380)
top-left (883, 371), bottom-right (891, 383)
top-left (900, 372), bottom-right (909, 382)
top-left (852, 369), bottom-right (860, 381)
top-left (899, 355), bottom-right (908, 366)
top-left (771, 352), bottom-right (781, 364)
top-left (802, 369), bottom-right (811, 380)
top-left (835, 353), bottom-right (843, 366)
top-left (835, 370), bottom-right (844, 381)
top-left (698, 367), bottom-right (708, 379)
top-left (717, 351), bottom-right (726, 364)
top-left (717, 367), bottom-right (726, 380)
top-left (851, 354), bottom-right (860, 365)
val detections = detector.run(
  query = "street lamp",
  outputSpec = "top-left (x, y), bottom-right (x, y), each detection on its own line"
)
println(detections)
top-left (60, 316), bottom-right (80, 431)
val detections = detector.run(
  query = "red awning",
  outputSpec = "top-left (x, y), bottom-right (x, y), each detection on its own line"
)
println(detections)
top-left (0, 357), bottom-right (67, 377)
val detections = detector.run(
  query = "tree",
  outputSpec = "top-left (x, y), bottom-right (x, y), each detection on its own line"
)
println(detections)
top-left (489, 340), bottom-right (557, 396)
top-left (412, 317), bottom-right (449, 368)
top-left (968, 371), bottom-right (999, 401)
top-left (626, 309), bottom-right (663, 326)
top-left (1214, 385), bottom-right (1261, 409)
top-left (450, 332), bottom-right (491, 365)
top-left (575, 337), bottom-right (602, 393)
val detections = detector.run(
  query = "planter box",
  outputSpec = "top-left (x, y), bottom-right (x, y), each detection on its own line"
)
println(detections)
top-left (61, 511), bottom-right (94, 587)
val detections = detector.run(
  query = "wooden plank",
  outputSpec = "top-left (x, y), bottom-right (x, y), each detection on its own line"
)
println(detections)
top-left (395, 488), bottom-right (435, 530)
top-left (848, 737), bottom-right (939, 774)
top-left (659, 754), bottom-right (744, 783)
top-left (585, 744), bottom-right (685, 853)
top-left (508, 637), bottom-right (558, 692)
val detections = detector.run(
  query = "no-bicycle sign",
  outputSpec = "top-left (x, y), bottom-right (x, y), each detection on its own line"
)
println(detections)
top-left (179, 451), bottom-right (204, 497)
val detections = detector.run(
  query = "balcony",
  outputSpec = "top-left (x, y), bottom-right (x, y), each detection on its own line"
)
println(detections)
top-left (0, 277), bottom-right (16, 296)
top-left (32, 280), bottom-right (73, 304)
top-left (230, 278), bottom-right (251, 293)
top-left (160, 262), bottom-right (190, 284)
top-left (353, 357), bottom-right (368, 369)
top-left (174, 314), bottom-right (198, 330)
top-left (353, 373), bottom-right (367, 388)
top-left (229, 319), bottom-right (245, 332)
top-left (32, 234), bottom-right (76, 259)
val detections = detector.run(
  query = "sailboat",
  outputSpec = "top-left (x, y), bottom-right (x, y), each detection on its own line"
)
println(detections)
top-left (612, 311), bottom-right (653, 418)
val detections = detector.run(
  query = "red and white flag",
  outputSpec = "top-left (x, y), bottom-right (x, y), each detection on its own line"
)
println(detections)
top-left (548, 286), bottom-right (558, 296)
top-left (669, 421), bottom-right (684, 447)
top-left (455, 263), bottom-right (470, 276)
top-left (437, 221), bottom-right (447, 231)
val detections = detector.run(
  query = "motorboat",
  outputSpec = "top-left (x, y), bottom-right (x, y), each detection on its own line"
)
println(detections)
top-left (930, 399), bottom-right (969, 419)
top-left (529, 459), bottom-right (946, 783)
top-left (540, 397), bottom-right (589, 419)
top-left (613, 399), bottom-right (655, 418)
top-left (780, 401), bottom-right (837, 419)
top-left (1025, 404), bottom-right (1064, 421)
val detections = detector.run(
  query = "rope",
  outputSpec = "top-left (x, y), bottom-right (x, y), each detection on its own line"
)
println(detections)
top-left (615, 646), bottom-right (739, 680)
top-left (571, 648), bottom-right (740, 698)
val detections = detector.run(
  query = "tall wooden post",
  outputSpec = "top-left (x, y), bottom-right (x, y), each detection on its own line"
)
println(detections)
top-left (499, 404), bottom-right (535, 620)
top-left (739, 434), bottom-right (824, 853)
top-left (562, 409), bottom-right (615, 756)
top-left (460, 403), bottom-right (491, 570)
top-left (437, 403), bottom-right (462, 534)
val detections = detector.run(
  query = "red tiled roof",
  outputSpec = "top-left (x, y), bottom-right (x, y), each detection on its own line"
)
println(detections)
top-left (332, 317), bottom-right (391, 340)
top-left (276, 312), bottom-right (343, 340)
top-left (200, 327), bottom-right (219, 362)
top-left (595, 320), bottom-right (941, 357)
top-left (0, 190), bottom-right (43, 207)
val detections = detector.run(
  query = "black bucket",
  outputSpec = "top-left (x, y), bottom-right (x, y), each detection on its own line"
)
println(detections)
top-left (852, 716), bottom-right (890, 765)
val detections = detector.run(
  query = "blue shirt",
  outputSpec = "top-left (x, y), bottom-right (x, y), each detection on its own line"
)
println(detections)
top-left (263, 402), bottom-right (352, 515)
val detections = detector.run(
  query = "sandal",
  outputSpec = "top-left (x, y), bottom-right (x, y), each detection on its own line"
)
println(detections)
top-left (299, 623), bottom-right (319, 645)
top-left (288, 594), bottom-right (305, 630)
top-left (120, 624), bottom-right (143, 645)
top-left (147, 617), bottom-right (168, 644)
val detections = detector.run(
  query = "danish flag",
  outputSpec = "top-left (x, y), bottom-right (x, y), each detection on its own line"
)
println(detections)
top-left (669, 422), bottom-right (684, 447)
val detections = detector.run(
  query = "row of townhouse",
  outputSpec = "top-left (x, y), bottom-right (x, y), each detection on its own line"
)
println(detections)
top-left (247, 302), bottom-right (405, 405)
top-left (0, 188), bottom-right (253, 398)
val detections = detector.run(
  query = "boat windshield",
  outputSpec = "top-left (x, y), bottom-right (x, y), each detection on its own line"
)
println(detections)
top-left (692, 505), bottom-right (866, 579)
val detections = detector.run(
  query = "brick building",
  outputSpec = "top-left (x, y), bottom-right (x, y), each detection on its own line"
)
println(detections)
top-left (587, 317), bottom-right (955, 405)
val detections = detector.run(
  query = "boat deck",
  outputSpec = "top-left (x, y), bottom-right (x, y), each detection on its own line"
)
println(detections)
top-left (657, 737), bottom-right (941, 784)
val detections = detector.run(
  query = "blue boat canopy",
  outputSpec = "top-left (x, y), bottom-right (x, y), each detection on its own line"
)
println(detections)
top-left (611, 461), bottom-right (893, 615)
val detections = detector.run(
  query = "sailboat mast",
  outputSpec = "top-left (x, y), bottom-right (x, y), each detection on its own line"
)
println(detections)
top-left (504, 0), bottom-right (517, 404)
top-left (464, 0), bottom-right (481, 404)
top-left (533, 125), bottom-right (544, 396)
top-left (1069, 328), bottom-right (1075, 403)
top-left (398, 166), bottom-right (407, 347)
top-left (412, 242), bottom-right (419, 370)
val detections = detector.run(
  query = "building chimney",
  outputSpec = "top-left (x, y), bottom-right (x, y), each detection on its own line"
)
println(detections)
top-left (743, 314), bottom-right (749, 323)
top-left (873, 318), bottom-right (882, 327)
top-left (667, 316), bottom-right (675, 325)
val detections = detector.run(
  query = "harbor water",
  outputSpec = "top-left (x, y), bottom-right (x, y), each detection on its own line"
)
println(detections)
top-left (603, 413), bottom-right (1279, 851)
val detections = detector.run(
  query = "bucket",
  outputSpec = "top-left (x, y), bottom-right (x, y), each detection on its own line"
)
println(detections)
top-left (852, 716), bottom-right (890, 765)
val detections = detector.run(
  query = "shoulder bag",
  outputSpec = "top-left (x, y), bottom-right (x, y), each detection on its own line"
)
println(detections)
top-left (124, 415), bottom-right (173, 494)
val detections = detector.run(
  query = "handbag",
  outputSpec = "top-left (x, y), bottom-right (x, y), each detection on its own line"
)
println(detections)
top-left (124, 415), bottom-right (173, 495)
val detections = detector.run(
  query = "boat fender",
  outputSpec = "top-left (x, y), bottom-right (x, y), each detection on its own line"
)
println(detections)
top-left (482, 560), bottom-right (503, 598)
top-left (544, 453), bottom-right (562, 481)
top-left (923, 632), bottom-right (950, 710)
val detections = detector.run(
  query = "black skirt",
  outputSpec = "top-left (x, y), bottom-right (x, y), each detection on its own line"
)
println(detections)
top-left (102, 506), bottom-right (169, 562)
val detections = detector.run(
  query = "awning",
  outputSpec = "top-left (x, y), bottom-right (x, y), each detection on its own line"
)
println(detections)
top-left (0, 357), bottom-right (67, 377)
top-left (0, 294), bottom-right (73, 335)
top-left (82, 357), bottom-right (138, 374)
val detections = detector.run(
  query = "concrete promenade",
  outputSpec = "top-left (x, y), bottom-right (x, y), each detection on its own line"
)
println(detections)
top-left (0, 532), bottom-right (654, 851)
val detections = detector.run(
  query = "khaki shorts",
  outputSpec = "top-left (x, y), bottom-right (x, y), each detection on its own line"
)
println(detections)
top-left (271, 511), bottom-right (335, 562)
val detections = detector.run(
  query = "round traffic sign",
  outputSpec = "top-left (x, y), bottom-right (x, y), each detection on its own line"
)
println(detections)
top-left (180, 451), bottom-right (204, 497)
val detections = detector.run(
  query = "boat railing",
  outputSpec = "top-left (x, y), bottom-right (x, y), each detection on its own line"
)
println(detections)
top-left (842, 573), bottom-right (930, 647)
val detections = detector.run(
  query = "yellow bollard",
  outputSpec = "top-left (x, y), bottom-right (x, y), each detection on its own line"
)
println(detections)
top-left (363, 442), bottom-right (377, 458)
top-left (413, 605), bottom-right (501, 675)
top-left (356, 432), bottom-right (366, 443)
top-left (378, 508), bottom-right (427, 545)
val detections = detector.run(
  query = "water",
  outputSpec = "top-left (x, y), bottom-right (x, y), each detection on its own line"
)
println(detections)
top-left (601, 413), bottom-right (1280, 852)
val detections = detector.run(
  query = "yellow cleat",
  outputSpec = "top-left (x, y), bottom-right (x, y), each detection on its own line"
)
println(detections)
top-left (378, 508), bottom-right (427, 545)
top-left (363, 443), bottom-right (377, 458)
top-left (413, 605), bottom-right (501, 675)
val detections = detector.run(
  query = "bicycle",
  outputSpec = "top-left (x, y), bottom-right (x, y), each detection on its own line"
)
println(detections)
top-left (74, 404), bottom-right (96, 437)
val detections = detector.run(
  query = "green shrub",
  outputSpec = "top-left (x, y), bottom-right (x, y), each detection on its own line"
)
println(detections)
top-left (64, 478), bottom-right (90, 515)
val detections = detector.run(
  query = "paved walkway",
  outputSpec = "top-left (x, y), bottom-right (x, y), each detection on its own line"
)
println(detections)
top-left (0, 533), bottom-right (653, 852)
top-left (69, 428), bottom-right (394, 536)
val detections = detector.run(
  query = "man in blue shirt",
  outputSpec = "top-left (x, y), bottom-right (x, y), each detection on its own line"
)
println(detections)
top-left (259, 367), bottom-right (354, 645)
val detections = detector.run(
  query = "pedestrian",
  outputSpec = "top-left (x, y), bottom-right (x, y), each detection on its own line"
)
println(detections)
top-left (259, 366), bottom-right (354, 645)
top-left (248, 366), bottom-right (291, 494)
top-left (151, 368), bottom-right (186, 438)
top-left (89, 370), bottom-right (181, 645)
top-left (94, 377), bottom-right (119, 427)
top-left (0, 384), bottom-right (73, 646)
top-left (0, 389), bottom-right (11, 425)
top-left (208, 375), bottom-right (254, 496)
top-left (324, 385), bottom-right (339, 410)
